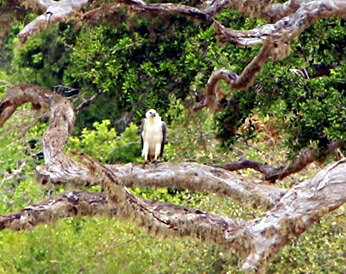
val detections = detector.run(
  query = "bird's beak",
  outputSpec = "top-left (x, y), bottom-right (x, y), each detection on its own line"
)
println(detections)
top-left (151, 113), bottom-right (156, 117)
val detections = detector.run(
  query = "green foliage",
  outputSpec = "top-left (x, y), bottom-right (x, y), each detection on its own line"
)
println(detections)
top-left (12, 24), bottom-right (73, 88)
top-left (63, 16), bottom-right (216, 132)
top-left (68, 120), bottom-right (141, 164)
top-left (0, 118), bottom-right (46, 213)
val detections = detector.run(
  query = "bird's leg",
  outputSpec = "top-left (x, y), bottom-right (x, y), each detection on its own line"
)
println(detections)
top-left (142, 142), bottom-right (149, 159)
top-left (153, 143), bottom-right (161, 167)
top-left (142, 142), bottom-right (149, 168)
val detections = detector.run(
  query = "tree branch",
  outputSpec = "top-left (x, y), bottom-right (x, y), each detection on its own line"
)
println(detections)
top-left (75, 89), bottom-right (103, 112)
top-left (193, 0), bottom-right (346, 113)
top-left (261, 0), bottom-right (304, 23)
top-left (215, 139), bottom-right (345, 182)
top-left (215, 0), bottom-right (346, 48)
top-left (193, 37), bottom-right (273, 113)
top-left (0, 191), bottom-right (115, 231)
top-left (18, 0), bottom-right (89, 43)
top-left (0, 84), bottom-right (50, 127)
top-left (68, 152), bottom-right (249, 247)
top-left (106, 162), bottom-right (286, 208)
top-left (20, 0), bottom-right (334, 44)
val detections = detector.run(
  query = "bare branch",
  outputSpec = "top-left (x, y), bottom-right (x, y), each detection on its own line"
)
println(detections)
top-left (0, 191), bottom-right (115, 231)
top-left (264, 139), bottom-right (345, 181)
top-left (215, 0), bottom-right (346, 48)
top-left (192, 0), bottom-right (346, 113)
top-left (215, 139), bottom-right (345, 182)
top-left (0, 188), bottom-right (247, 251)
top-left (106, 162), bottom-right (286, 208)
top-left (261, 0), bottom-right (304, 23)
top-left (18, 0), bottom-right (89, 43)
top-left (76, 89), bottom-right (103, 112)
top-left (0, 84), bottom-right (50, 127)
top-left (215, 160), bottom-right (274, 176)
top-left (75, 152), bottom-right (248, 246)
top-left (15, 0), bottom-right (283, 44)
top-left (82, 0), bottom-right (273, 22)
top-left (193, 37), bottom-right (273, 113)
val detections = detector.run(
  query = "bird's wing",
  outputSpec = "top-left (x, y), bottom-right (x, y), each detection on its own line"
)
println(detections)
top-left (160, 121), bottom-right (167, 157)
top-left (140, 119), bottom-right (146, 150)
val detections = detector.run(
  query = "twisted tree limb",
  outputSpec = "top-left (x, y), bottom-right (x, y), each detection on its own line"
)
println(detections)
top-left (215, 0), bottom-right (346, 48)
top-left (193, 38), bottom-right (273, 113)
top-left (261, 0), bottom-right (304, 23)
top-left (106, 162), bottom-right (286, 208)
top-left (215, 139), bottom-right (345, 182)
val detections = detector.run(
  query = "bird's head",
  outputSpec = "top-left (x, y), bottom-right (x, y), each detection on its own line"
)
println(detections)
top-left (146, 109), bottom-right (158, 119)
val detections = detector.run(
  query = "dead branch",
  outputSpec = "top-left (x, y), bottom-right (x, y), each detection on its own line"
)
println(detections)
top-left (75, 152), bottom-right (249, 246)
top-left (19, 0), bottom-right (346, 47)
top-left (215, 139), bottom-right (345, 182)
top-left (18, 0), bottom-right (89, 44)
top-left (0, 84), bottom-right (50, 127)
top-left (261, 0), bottom-right (303, 23)
top-left (76, 89), bottom-right (103, 112)
top-left (18, 0), bottom-right (275, 42)
top-left (193, 0), bottom-right (346, 113)
top-left (215, 160), bottom-right (274, 176)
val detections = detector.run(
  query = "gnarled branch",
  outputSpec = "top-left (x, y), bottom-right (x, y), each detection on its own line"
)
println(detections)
top-left (193, 37), bottom-right (273, 113)
top-left (215, 0), bottom-right (346, 48)
top-left (215, 139), bottom-right (345, 182)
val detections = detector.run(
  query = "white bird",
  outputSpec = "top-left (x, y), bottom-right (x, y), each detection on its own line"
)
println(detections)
top-left (140, 109), bottom-right (167, 167)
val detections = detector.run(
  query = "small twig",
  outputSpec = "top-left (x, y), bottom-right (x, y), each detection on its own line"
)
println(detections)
top-left (76, 89), bottom-right (103, 112)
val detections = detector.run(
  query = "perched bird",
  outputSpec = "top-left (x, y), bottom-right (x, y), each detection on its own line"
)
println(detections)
top-left (141, 109), bottom-right (167, 167)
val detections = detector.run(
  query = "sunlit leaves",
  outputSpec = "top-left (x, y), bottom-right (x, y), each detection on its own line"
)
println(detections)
top-left (68, 120), bottom-right (141, 164)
